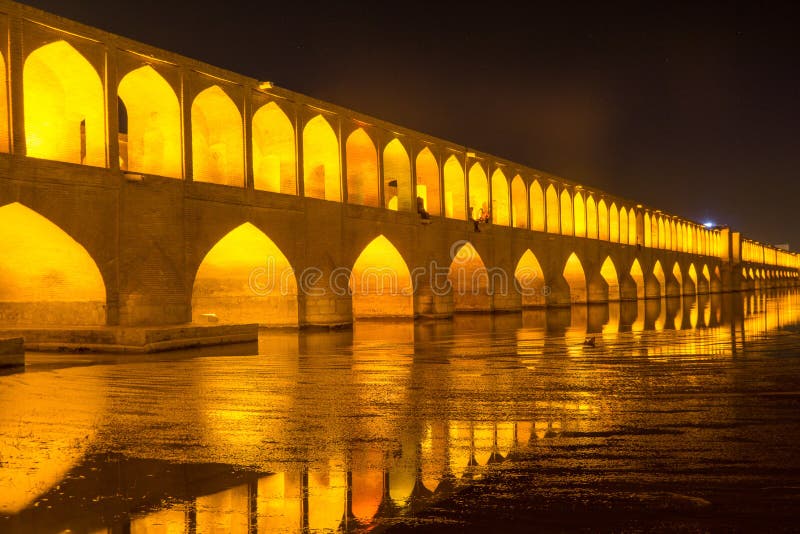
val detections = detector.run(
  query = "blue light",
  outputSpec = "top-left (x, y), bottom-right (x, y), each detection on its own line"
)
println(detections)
top-left (703, 221), bottom-right (714, 228)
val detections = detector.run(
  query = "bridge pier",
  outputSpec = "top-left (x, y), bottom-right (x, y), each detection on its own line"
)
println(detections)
top-left (413, 285), bottom-right (454, 319)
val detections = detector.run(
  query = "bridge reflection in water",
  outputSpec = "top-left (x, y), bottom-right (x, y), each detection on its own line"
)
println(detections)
top-left (2, 289), bottom-right (800, 532)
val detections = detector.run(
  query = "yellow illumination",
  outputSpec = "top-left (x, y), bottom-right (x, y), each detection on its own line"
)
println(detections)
top-left (560, 190), bottom-right (573, 235)
top-left (416, 147), bottom-right (440, 215)
top-left (346, 128), bottom-right (379, 206)
top-left (600, 256), bottom-right (620, 300)
top-left (308, 462), bottom-right (347, 532)
top-left (630, 259), bottom-right (645, 299)
top-left (448, 242), bottom-right (491, 310)
top-left (384, 138), bottom-right (412, 211)
top-left (515, 249), bottom-right (545, 307)
top-left (673, 262), bottom-right (683, 289)
top-left (0, 202), bottom-right (105, 325)
top-left (196, 485), bottom-right (250, 533)
top-left (118, 65), bottom-right (182, 178)
top-left (658, 217), bottom-right (666, 248)
top-left (252, 101), bottom-right (296, 194)
top-left (491, 169), bottom-right (510, 225)
top-left (131, 506), bottom-right (186, 534)
top-left (644, 213), bottom-right (652, 247)
top-left (598, 199), bottom-right (609, 240)
top-left (303, 115), bottom-right (341, 201)
top-left (443, 155), bottom-right (465, 219)
top-left (586, 195), bottom-right (598, 238)
top-left (24, 40), bottom-right (105, 165)
top-left (628, 209), bottom-right (637, 244)
top-left (511, 175), bottom-right (527, 228)
top-left (349, 234), bottom-right (413, 317)
top-left (257, 473), bottom-right (302, 532)
top-left (0, 50), bottom-right (8, 152)
top-left (530, 180), bottom-right (545, 231)
top-left (191, 85), bottom-right (244, 186)
top-left (192, 222), bottom-right (298, 326)
top-left (468, 162), bottom-right (488, 220)
top-left (545, 184), bottom-right (559, 233)
top-left (688, 264), bottom-right (698, 293)
top-left (573, 192), bottom-right (586, 237)
top-left (563, 252), bottom-right (586, 303)
top-left (653, 260), bottom-right (666, 297)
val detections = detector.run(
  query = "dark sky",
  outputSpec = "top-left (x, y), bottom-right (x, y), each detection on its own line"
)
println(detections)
top-left (19, 0), bottom-right (800, 247)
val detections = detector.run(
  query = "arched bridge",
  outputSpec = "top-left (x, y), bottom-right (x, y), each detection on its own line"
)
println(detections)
top-left (0, 0), bottom-right (796, 329)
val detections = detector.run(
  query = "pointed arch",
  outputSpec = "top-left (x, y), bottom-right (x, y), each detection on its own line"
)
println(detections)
top-left (468, 162), bottom-right (489, 221)
top-left (303, 115), bottom-right (341, 201)
top-left (24, 40), bottom-right (106, 166)
top-left (651, 215), bottom-right (660, 249)
top-left (252, 101), bottom-right (296, 194)
top-left (652, 260), bottom-right (666, 298)
top-left (670, 220), bottom-right (677, 251)
top-left (658, 217), bottom-right (666, 249)
top-left (545, 184), bottom-right (559, 233)
top-left (687, 264), bottom-right (698, 294)
top-left (628, 209), bottom-right (637, 245)
top-left (192, 223), bottom-right (297, 326)
top-left (511, 175), bottom-right (528, 228)
top-left (560, 190), bottom-right (573, 235)
top-left (563, 252), bottom-right (586, 303)
top-left (415, 147), bottom-right (440, 216)
top-left (630, 259), bottom-right (645, 300)
top-left (698, 264), bottom-right (711, 294)
top-left (598, 256), bottom-right (620, 301)
top-left (672, 262), bottom-right (683, 291)
top-left (117, 65), bottom-right (182, 178)
top-left (443, 155), bottom-right (466, 219)
top-left (383, 138), bottom-right (412, 211)
top-left (0, 202), bottom-right (106, 325)
top-left (573, 192), bottom-right (586, 237)
top-left (598, 199), bottom-right (609, 240)
top-left (345, 128), bottom-right (379, 207)
top-left (643, 213), bottom-right (652, 247)
top-left (515, 249), bottom-right (545, 307)
top-left (491, 169), bottom-right (510, 226)
top-left (192, 86), bottom-right (244, 186)
top-left (448, 242), bottom-right (491, 311)
top-left (676, 222), bottom-right (683, 252)
top-left (610, 203), bottom-right (620, 243)
top-left (586, 195), bottom-right (598, 239)
top-left (350, 235), bottom-right (412, 317)
top-left (530, 180), bottom-right (546, 231)
top-left (0, 49), bottom-right (7, 152)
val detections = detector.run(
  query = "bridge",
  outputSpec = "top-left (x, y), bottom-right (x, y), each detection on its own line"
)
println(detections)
top-left (0, 0), bottom-right (797, 334)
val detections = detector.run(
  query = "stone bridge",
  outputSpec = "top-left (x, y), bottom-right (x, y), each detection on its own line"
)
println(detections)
top-left (0, 0), bottom-right (796, 330)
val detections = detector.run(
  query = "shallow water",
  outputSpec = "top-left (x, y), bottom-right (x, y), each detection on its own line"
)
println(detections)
top-left (2, 290), bottom-right (800, 532)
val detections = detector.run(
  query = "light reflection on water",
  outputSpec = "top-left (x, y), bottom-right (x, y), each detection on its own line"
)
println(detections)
top-left (2, 290), bottom-right (800, 532)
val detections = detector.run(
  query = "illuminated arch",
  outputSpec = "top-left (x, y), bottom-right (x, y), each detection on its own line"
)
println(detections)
top-left (630, 259), bottom-right (645, 299)
top-left (628, 209), bottom-right (637, 244)
top-left (530, 180), bottom-right (545, 231)
top-left (610, 203), bottom-right (620, 243)
top-left (573, 192), bottom-right (586, 237)
top-left (545, 184), bottom-right (559, 233)
top-left (191, 85), bottom-right (244, 186)
top-left (598, 199), bottom-right (609, 240)
top-left (560, 190), bottom-right (573, 235)
top-left (651, 215), bottom-right (659, 249)
top-left (192, 223), bottom-right (298, 326)
top-left (658, 217), bottom-right (665, 249)
top-left (345, 128), bottom-right (379, 207)
top-left (24, 40), bottom-right (105, 166)
top-left (670, 220), bottom-right (677, 251)
top-left (672, 262), bottom-right (683, 291)
top-left (643, 213), bottom-right (652, 247)
top-left (598, 256), bottom-right (620, 301)
top-left (252, 101), bottom-right (296, 194)
top-left (468, 163), bottom-right (489, 221)
top-left (443, 155), bottom-right (466, 219)
top-left (511, 175), bottom-right (528, 228)
top-left (676, 222), bottom-right (683, 251)
top-left (687, 264), bottom-right (699, 294)
top-left (0, 202), bottom-right (106, 325)
top-left (303, 115), bottom-right (341, 201)
top-left (515, 249), bottom-right (545, 307)
top-left (0, 50), bottom-right (7, 152)
top-left (652, 260), bottom-right (666, 298)
top-left (350, 235), bottom-right (412, 317)
top-left (415, 147), bottom-right (440, 215)
top-left (117, 65), bottom-right (181, 178)
top-left (698, 264), bottom-right (711, 293)
top-left (448, 242), bottom-right (491, 311)
top-left (383, 138), bottom-right (412, 211)
top-left (586, 195), bottom-right (598, 239)
top-left (563, 253), bottom-right (586, 303)
top-left (491, 169), bottom-right (510, 226)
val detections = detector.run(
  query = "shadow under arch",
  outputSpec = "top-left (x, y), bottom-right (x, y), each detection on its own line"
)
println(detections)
top-left (349, 235), bottom-right (413, 318)
top-left (561, 252), bottom-right (587, 304)
top-left (515, 249), bottom-right (545, 307)
top-left (448, 241), bottom-right (491, 311)
top-left (0, 202), bottom-right (106, 325)
top-left (191, 222), bottom-right (298, 326)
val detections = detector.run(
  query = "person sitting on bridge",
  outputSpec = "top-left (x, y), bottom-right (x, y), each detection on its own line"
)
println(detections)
top-left (416, 196), bottom-right (431, 220)
top-left (478, 202), bottom-right (492, 224)
top-left (469, 206), bottom-right (481, 232)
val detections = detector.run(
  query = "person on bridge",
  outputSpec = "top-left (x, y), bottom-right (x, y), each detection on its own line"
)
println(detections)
top-left (417, 196), bottom-right (431, 220)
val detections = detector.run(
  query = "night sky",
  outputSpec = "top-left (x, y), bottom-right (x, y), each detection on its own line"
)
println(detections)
top-left (19, 1), bottom-right (800, 247)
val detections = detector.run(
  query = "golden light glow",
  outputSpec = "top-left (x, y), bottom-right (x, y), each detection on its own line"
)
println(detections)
top-left (448, 242), bottom-right (491, 310)
top-left (545, 184), bottom-right (559, 233)
top-left (651, 215), bottom-right (659, 249)
top-left (0, 50), bottom-right (8, 152)
top-left (192, 222), bottom-right (298, 326)
top-left (252, 101), bottom-right (296, 194)
top-left (0, 202), bottom-right (106, 325)
top-left (416, 147), bottom-right (440, 215)
top-left (560, 190), bottom-right (573, 235)
top-left (191, 85), bottom-right (244, 186)
top-left (673, 262), bottom-right (683, 290)
top-left (658, 217), bottom-right (666, 248)
top-left (563, 252), bottom-right (586, 303)
top-left (24, 40), bottom-right (105, 165)
top-left (491, 169), bottom-right (510, 225)
top-left (349, 235), bottom-right (413, 318)
top-left (688, 263), bottom-right (698, 293)
top-left (468, 162), bottom-right (488, 220)
top-left (598, 199), bottom-right (609, 240)
top-left (443, 155), bottom-right (465, 219)
top-left (303, 115), bottom-right (341, 201)
top-left (118, 65), bottom-right (182, 178)
top-left (630, 259), bottom-right (645, 299)
top-left (308, 462), bottom-right (347, 532)
top-left (346, 128), bottom-right (379, 206)
top-left (600, 256), bottom-right (620, 300)
top-left (628, 209), bottom-right (637, 244)
top-left (257, 473), bottom-right (302, 532)
top-left (653, 260), bottom-right (666, 297)
top-left (384, 138), bottom-right (412, 211)
top-left (530, 180), bottom-right (545, 231)
top-left (644, 212), bottom-right (652, 247)
top-left (511, 175), bottom-right (528, 228)
top-left (586, 195), bottom-right (598, 239)
top-left (573, 192), bottom-right (586, 237)
top-left (196, 485), bottom-right (250, 533)
top-left (515, 249), bottom-right (545, 307)
top-left (131, 506), bottom-right (187, 534)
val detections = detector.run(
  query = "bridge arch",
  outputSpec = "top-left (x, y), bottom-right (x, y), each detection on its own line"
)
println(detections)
top-left (0, 202), bottom-right (107, 326)
top-left (24, 40), bottom-right (105, 166)
top-left (562, 252), bottom-right (587, 303)
top-left (586, 195), bottom-right (598, 239)
top-left (415, 147), bottom-right (440, 216)
top-left (252, 101), bottom-right (296, 194)
top-left (303, 115), bottom-right (341, 201)
top-left (468, 162), bottom-right (489, 221)
top-left (511, 175), bottom-right (528, 228)
top-left (530, 180), bottom-right (545, 231)
top-left (628, 259), bottom-right (645, 299)
top-left (191, 222), bottom-right (298, 326)
top-left (598, 199), bottom-right (609, 240)
top-left (117, 65), bottom-right (182, 178)
top-left (698, 264), bottom-right (711, 294)
top-left (545, 184), bottom-right (559, 233)
top-left (515, 249), bottom-right (546, 307)
top-left (573, 192), bottom-right (586, 237)
top-left (650, 260), bottom-right (666, 298)
top-left (191, 85), bottom-right (244, 186)
top-left (345, 128), bottom-right (380, 207)
top-left (560, 190), bottom-right (574, 235)
top-left (610, 203), bottom-right (620, 243)
top-left (0, 49), bottom-right (7, 152)
top-left (593, 256), bottom-right (620, 302)
top-left (491, 169), bottom-right (510, 226)
top-left (686, 263), bottom-right (698, 295)
top-left (350, 235), bottom-right (413, 318)
top-left (627, 208), bottom-right (637, 244)
top-left (383, 138), bottom-right (412, 211)
top-left (448, 241), bottom-right (491, 311)
top-left (443, 155), bottom-right (465, 219)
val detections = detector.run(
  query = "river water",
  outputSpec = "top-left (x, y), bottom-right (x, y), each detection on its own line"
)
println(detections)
top-left (2, 290), bottom-right (800, 532)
